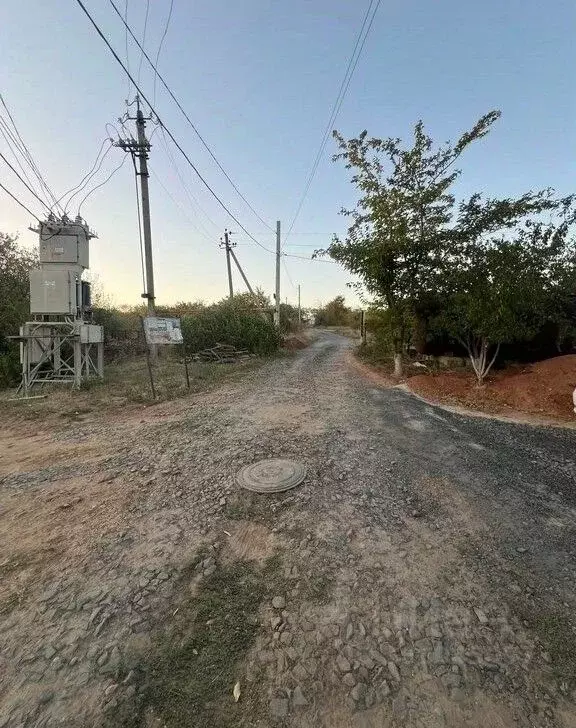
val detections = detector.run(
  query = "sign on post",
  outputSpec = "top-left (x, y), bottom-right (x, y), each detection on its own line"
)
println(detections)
top-left (142, 317), bottom-right (183, 345)
top-left (140, 316), bottom-right (189, 398)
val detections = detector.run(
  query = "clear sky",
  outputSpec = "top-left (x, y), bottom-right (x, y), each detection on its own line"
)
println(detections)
top-left (1, 0), bottom-right (575, 309)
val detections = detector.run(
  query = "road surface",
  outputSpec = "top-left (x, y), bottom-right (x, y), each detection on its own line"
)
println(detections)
top-left (1, 330), bottom-right (575, 727)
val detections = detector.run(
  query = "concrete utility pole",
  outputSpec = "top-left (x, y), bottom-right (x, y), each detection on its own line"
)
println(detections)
top-left (229, 247), bottom-right (255, 295)
top-left (298, 284), bottom-right (302, 328)
top-left (135, 98), bottom-right (155, 318)
top-left (274, 220), bottom-right (281, 327)
top-left (221, 229), bottom-right (234, 299)
top-left (116, 96), bottom-right (157, 357)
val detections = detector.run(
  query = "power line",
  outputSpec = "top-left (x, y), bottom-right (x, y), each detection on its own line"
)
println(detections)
top-left (0, 181), bottom-right (41, 221)
top-left (152, 0), bottom-right (174, 106)
top-left (53, 137), bottom-right (111, 212)
top-left (124, 0), bottom-right (131, 99)
top-left (107, 0), bottom-right (273, 233)
top-left (77, 0), bottom-right (275, 255)
top-left (283, 0), bottom-right (382, 246)
top-left (0, 119), bottom-right (45, 202)
top-left (65, 143), bottom-right (114, 213)
top-left (283, 252), bottom-right (338, 263)
top-left (0, 151), bottom-right (52, 213)
top-left (137, 0), bottom-right (150, 84)
top-left (0, 93), bottom-right (62, 213)
top-left (282, 257), bottom-right (296, 289)
top-left (77, 153), bottom-right (128, 214)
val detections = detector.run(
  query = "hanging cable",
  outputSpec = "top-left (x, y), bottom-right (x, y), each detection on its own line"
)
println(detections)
top-left (129, 152), bottom-right (147, 291)
top-left (282, 257), bottom-right (296, 290)
top-left (152, 0), bottom-right (174, 106)
top-left (0, 151), bottom-right (52, 213)
top-left (76, 0), bottom-right (275, 254)
top-left (77, 154), bottom-right (128, 215)
top-left (124, 0), bottom-right (131, 99)
top-left (283, 0), bottom-right (382, 246)
top-left (0, 181), bottom-right (41, 221)
top-left (137, 0), bottom-right (150, 84)
top-left (64, 143), bottom-right (114, 214)
top-left (283, 252), bottom-right (338, 263)
top-left (107, 0), bottom-right (273, 232)
top-left (52, 138), bottom-right (111, 212)
top-left (0, 120), bottom-right (45, 202)
top-left (157, 126), bottom-right (219, 234)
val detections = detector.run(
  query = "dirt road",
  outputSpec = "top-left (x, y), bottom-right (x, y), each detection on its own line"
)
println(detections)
top-left (1, 331), bottom-right (576, 727)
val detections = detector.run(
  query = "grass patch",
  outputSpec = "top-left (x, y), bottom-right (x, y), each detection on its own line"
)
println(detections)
top-left (108, 554), bottom-right (283, 728)
top-left (514, 602), bottom-right (576, 685)
top-left (0, 355), bottom-right (265, 423)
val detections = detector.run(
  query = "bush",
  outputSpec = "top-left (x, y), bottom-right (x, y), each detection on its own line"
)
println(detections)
top-left (181, 303), bottom-right (280, 356)
top-left (0, 343), bottom-right (21, 389)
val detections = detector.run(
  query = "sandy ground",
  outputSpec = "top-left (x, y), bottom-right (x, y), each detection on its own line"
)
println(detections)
top-left (1, 332), bottom-right (576, 727)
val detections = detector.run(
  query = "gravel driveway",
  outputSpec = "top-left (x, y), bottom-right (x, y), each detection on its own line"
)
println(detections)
top-left (1, 330), bottom-right (575, 727)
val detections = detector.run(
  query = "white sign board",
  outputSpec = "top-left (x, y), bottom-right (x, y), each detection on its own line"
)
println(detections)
top-left (143, 317), bottom-right (184, 345)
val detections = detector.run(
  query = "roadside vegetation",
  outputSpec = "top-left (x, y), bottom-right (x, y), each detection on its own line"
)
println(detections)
top-left (323, 111), bottom-right (576, 385)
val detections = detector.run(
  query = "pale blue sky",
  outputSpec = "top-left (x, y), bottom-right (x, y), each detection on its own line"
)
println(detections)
top-left (1, 0), bottom-right (574, 308)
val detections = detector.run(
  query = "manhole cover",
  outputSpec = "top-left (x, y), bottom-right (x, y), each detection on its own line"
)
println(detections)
top-left (237, 458), bottom-right (306, 493)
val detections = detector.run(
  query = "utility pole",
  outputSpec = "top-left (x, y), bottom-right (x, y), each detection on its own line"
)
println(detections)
top-left (116, 96), bottom-right (157, 358)
top-left (229, 247), bottom-right (255, 295)
top-left (298, 284), bottom-right (302, 328)
top-left (220, 229), bottom-right (234, 299)
top-left (274, 220), bottom-right (281, 327)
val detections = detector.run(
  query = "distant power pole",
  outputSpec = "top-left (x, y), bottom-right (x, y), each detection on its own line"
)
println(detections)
top-left (298, 284), bottom-right (302, 327)
top-left (274, 220), bottom-right (281, 327)
top-left (220, 229), bottom-right (234, 299)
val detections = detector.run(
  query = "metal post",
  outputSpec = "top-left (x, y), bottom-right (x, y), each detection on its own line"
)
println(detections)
top-left (97, 342), bottom-right (104, 379)
top-left (298, 284), bottom-right (301, 328)
top-left (361, 310), bottom-right (367, 345)
top-left (182, 343), bottom-right (190, 390)
top-left (73, 340), bottom-right (82, 389)
top-left (140, 317), bottom-right (156, 399)
top-left (274, 220), bottom-right (281, 327)
top-left (224, 229), bottom-right (234, 299)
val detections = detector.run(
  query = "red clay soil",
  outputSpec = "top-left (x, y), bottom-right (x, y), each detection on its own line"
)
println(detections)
top-left (408, 355), bottom-right (576, 422)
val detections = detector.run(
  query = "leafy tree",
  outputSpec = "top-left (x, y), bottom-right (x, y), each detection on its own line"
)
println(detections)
top-left (435, 203), bottom-right (576, 383)
top-left (315, 295), bottom-right (353, 327)
top-left (0, 232), bottom-right (37, 387)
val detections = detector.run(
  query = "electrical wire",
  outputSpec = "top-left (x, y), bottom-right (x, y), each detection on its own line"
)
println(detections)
top-left (0, 181), bottom-right (41, 221)
top-left (0, 93), bottom-right (62, 213)
top-left (52, 138), bottom-right (111, 212)
top-left (283, 0), bottom-right (382, 247)
top-left (152, 0), bottom-right (174, 106)
top-left (64, 143), bottom-right (114, 213)
top-left (107, 0), bottom-right (273, 232)
top-left (124, 0), bottom-right (131, 99)
top-left (0, 120), bottom-right (45, 202)
top-left (137, 0), bottom-right (150, 84)
top-left (157, 126), bottom-right (218, 234)
top-left (282, 257), bottom-right (296, 290)
top-left (77, 154), bottom-right (128, 215)
top-left (0, 151), bottom-right (52, 213)
top-left (129, 153), bottom-right (147, 291)
top-left (76, 0), bottom-right (275, 254)
top-left (283, 252), bottom-right (338, 263)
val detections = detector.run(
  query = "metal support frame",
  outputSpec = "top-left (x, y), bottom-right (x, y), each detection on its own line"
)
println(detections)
top-left (13, 320), bottom-right (104, 396)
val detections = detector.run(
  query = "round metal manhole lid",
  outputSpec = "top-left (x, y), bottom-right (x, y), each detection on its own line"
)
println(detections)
top-left (237, 458), bottom-right (306, 493)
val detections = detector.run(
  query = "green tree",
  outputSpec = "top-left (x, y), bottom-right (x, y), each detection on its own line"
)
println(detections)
top-left (0, 233), bottom-right (37, 387)
top-left (435, 204), bottom-right (576, 383)
top-left (315, 295), bottom-right (352, 327)
top-left (325, 112), bottom-right (503, 375)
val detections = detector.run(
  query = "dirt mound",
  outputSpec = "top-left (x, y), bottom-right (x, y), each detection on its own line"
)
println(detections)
top-left (409, 355), bottom-right (576, 422)
top-left (283, 334), bottom-right (309, 351)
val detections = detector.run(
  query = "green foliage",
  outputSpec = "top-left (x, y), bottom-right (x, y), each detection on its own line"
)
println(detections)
top-left (181, 300), bottom-right (280, 355)
top-left (0, 233), bottom-right (37, 387)
top-left (315, 295), bottom-right (354, 326)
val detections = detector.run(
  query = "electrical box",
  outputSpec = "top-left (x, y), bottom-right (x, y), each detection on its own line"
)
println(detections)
top-left (79, 324), bottom-right (103, 343)
top-left (30, 268), bottom-right (77, 315)
top-left (39, 221), bottom-right (91, 268)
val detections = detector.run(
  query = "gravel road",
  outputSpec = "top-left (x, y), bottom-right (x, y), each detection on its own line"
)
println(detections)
top-left (1, 330), bottom-right (576, 727)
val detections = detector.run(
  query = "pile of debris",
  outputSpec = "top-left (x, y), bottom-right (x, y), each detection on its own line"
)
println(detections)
top-left (191, 343), bottom-right (252, 363)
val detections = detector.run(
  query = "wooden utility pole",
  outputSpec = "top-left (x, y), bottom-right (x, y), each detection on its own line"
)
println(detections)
top-left (274, 220), bottom-right (281, 327)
